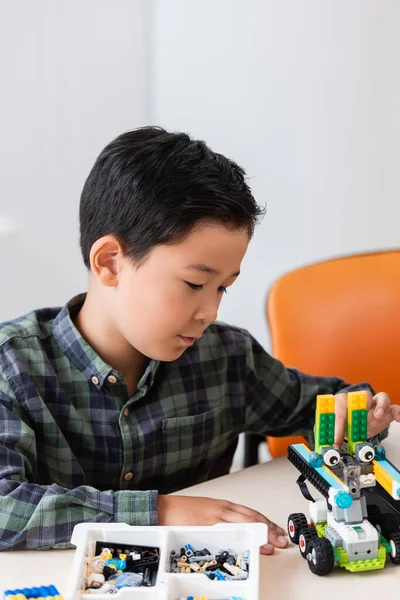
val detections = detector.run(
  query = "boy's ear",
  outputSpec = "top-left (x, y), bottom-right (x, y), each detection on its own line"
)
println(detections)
top-left (89, 235), bottom-right (124, 287)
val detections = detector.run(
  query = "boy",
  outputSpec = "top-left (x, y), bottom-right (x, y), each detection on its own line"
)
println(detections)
top-left (0, 127), bottom-right (398, 553)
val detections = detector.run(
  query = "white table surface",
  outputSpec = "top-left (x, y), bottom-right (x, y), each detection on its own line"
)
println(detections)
top-left (2, 422), bottom-right (400, 599)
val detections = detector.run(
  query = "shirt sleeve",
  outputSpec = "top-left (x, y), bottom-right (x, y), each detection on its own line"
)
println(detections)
top-left (242, 332), bottom-right (374, 440)
top-left (0, 376), bottom-right (158, 550)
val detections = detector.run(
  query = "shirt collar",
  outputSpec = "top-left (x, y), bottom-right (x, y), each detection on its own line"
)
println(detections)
top-left (52, 293), bottom-right (159, 390)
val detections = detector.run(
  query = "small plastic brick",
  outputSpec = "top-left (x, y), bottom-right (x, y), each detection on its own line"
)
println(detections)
top-left (113, 573), bottom-right (143, 588)
top-left (374, 445), bottom-right (386, 460)
top-left (85, 582), bottom-right (116, 595)
top-left (210, 570), bottom-right (226, 580)
top-left (105, 555), bottom-right (126, 571)
top-left (204, 563), bottom-right (221, 572)
top-left (87, 573), bottom-right (105, 589)
top-left (201, 560), bottom-right (217, 571)
top-left (218, 550), bottom-right (229, 562)
top-left (177, 560), bottom-right (189, 568)
top-left (222, 562), bottom-right (248, 577)
top-left (309, 452), bottom-right (323, 467)
top-left (100, 548), bottom-right (113, 560)
top-left (223, 572), bottom-right (249, 581)
top-left (334, 490), bottom-right (353, 509)
top-left (184, 544), bottom-right (194, 557)
top-left (188, 553), bottom-right (215, 563)
top-left (89, 558), bottom-right (105, 574)
top-left (102, 565), bottom-right (117, 579)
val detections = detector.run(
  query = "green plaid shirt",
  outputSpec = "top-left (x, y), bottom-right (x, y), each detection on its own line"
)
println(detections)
top-left (0, 294), bottom-right (369, 550)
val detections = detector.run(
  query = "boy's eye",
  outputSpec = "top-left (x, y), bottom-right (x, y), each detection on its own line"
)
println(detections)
top-left (185, 281), bottom-right (204, 291)
top-left (185, 281), bottom-right (228, 294)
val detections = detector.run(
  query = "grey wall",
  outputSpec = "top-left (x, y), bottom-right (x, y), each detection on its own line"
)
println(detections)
top-left (153, 0), bottom-right (400, 349)
top-left (0, 0), bottom-right (151, 320)
top-left (1, 0), bottom-right (400, 354)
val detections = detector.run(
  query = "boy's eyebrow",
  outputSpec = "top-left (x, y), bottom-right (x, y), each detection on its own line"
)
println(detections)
top-left (185, 263), bottom-right (240, 277)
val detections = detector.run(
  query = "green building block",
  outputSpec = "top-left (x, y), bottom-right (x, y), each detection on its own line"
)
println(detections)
top-left (315, 523), bottom-right (328, 537)
top-left (340, 544), bottom-right (386, 572)
top-left (379, 534), bottom-right (392, 553)
top-left (335, 546), bottom-right (348, 566)
top-left (350, 409), bottom-right (368, 443)
top-left (317, 413), bottom-right (335, 447)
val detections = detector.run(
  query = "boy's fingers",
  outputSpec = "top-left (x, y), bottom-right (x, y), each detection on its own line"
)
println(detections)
top-left (373, 392), bottom-right (390, 419)
top-left (390, 404), bottom-right (400, 422)
top-left (267, 528), bottom-right (289, 548)
top-left (335, 390), bottom-right (388, 446)
top-left (260, 543), bottom-right (275, 555)
top-left (227, 503), bottom-right (286, 536)
top-left (223, 504), bottom-right (288, 549)
top-left (221, 509), bottom-right (261, 524)
top-left (334, 393), bottom-right (348, 447)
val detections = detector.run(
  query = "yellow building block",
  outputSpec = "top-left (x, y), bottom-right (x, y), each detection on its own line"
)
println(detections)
top-left (373, 459), bottom-right (395, 497)
top-left (317, 394), bottom-right (335, 414)
top-left (348, 391), bottom-right (367, 411)
top-left (315, 395), bottom-right (336, 451)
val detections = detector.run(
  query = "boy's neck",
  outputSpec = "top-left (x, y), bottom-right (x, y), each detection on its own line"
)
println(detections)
top-left (73, 292), bottom-right (149, 397)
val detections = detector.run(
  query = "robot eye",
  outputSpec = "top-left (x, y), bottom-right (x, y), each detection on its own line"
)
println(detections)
top-left (358, 445), bottom-right (375, 463)
top-left (323, 449), bottom-right (340, 467)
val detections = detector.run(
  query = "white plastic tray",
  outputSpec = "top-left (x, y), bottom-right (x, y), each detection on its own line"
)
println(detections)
top-left (65, 522), bottom-right (268, 600)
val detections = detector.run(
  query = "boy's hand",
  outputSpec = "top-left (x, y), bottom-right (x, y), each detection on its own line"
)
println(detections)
top-left (158, 495), bottom-right (288, 555)
top-left (334, 391), bottom-right (400, 448)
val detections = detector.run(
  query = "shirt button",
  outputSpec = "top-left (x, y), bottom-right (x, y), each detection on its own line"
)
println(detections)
top-left (91, 376), bottom-right (99, 385)
top-left (123, 407), bottom-right (129, 417)
top-left (124, 472), bottom-right (133, 481)
top-left (108, 375), bottom-right (117, 384)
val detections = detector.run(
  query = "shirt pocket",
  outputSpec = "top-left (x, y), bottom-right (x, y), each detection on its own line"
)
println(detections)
top-left (161, 407), bottom-right (232, 477)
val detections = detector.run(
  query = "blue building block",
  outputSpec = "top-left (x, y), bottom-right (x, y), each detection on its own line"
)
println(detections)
top-left (4, 586), bottom-right (62, 600)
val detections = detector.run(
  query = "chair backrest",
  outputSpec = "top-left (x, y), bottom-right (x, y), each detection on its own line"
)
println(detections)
top-left (266, 250), bottom-right (400, 457)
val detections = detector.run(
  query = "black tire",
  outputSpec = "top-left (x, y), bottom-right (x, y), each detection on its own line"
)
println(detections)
top-left (307, 537), bottom-right (335, 576)
top-left (388, 532), bottom-right (400, 565)
top-left (298, 525), bottom-right (319, 559)
top-left (287, 513), bottom-right (308, 544)
top-left (378, 514), bottom-right (400, 540)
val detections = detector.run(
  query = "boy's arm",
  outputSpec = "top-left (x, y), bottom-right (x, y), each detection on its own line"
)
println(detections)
top-left (0, 381), bottom-right (157, 550)
top-left (242, 332), bottom-right (374, 441)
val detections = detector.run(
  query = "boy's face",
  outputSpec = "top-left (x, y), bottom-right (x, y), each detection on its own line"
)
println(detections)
top-left (114, 222), bottom-right (249, 361)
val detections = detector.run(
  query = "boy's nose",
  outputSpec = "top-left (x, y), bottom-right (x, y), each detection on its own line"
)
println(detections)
top-left (194, 301), bottom-right (219, 325)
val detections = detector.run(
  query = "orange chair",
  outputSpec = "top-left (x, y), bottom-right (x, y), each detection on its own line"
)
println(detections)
top-left (266, 249), bottom-right (400, 458)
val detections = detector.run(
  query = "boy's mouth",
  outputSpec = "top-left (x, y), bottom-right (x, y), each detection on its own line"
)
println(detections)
top-left (178, 335), bottom-right (197, 346)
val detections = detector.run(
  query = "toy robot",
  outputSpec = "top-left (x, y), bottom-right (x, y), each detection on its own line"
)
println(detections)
top-left (287, 391), bottom-right (400, 575)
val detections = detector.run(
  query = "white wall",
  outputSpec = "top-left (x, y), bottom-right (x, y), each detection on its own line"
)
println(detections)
top-left (2, 1), bottom-right (400, 351)
top-left (152, 0), bottom-right (400, 349)
top-left (0, 0), bottom-right (151, 321)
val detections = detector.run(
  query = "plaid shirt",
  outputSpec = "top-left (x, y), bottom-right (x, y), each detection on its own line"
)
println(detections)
top-left (0, 294), bottom-right (370, 550)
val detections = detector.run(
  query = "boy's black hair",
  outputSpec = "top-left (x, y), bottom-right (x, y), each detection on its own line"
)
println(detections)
top-left (79, 126), bottom-right (264, 268)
